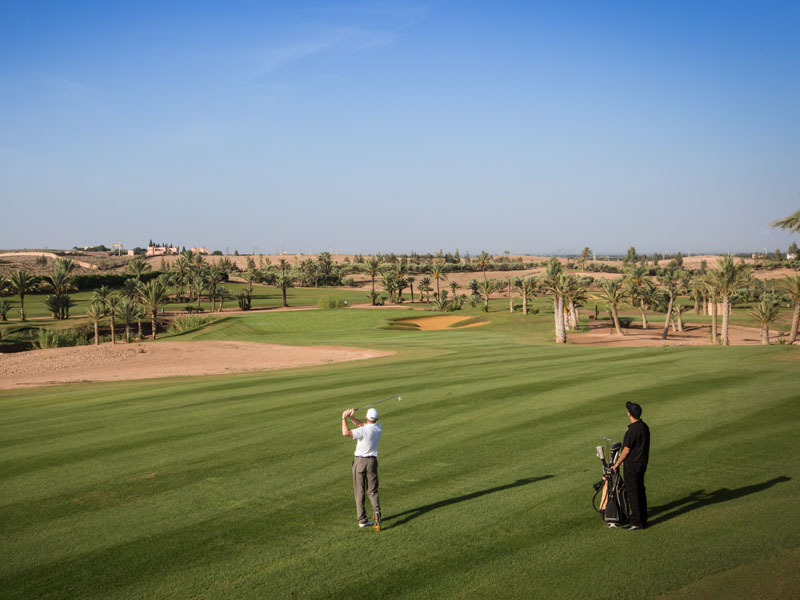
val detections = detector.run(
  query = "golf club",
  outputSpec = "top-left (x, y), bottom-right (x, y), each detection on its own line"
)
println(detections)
top-left (354, 395), bottom-right (402, 411)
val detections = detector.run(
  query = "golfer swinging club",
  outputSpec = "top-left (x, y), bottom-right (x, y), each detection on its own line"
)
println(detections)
top-left (342, 406), bottom-right (382, 529)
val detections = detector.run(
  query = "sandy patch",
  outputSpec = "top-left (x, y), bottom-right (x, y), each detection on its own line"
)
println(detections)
top-left (0, 341), bottom-right (394, 389)
top-left (398, 316), bottom-right (488, 330)
top-left (568, 322), bottom-right (793, 347)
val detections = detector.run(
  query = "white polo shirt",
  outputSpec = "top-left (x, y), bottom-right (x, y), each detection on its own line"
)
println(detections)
top-left (352, 422), bottom-right (382, 457)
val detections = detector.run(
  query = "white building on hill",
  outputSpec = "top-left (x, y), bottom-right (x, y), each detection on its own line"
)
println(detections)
top-left (146, 246), bottom-right (179, 256)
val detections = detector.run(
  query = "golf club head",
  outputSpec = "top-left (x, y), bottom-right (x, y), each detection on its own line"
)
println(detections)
top-left (595, 445), bottom-right (605, 461)
top-left (610, 442), bottom-right (621, 453)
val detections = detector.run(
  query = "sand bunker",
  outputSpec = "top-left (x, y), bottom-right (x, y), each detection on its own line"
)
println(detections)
top-left (0, 341), bottom-right (394, 389)
top-left (568, 323), bottom-right (792, 347)
top-left (398, 316), bottom-right (488, 330)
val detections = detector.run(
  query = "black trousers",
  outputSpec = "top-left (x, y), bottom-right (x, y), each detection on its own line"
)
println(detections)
top-left (625, 463), bottom-right (647, 527)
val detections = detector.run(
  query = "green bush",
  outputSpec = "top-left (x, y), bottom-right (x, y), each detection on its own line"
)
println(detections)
top-left (167, 315), bottom-right (217, 334)
top-left (237, 291), bottom-right (251, 310)
top-left (317, 295), bottom-right (345, 309)
top-left (36, 328), bottom-right (89, 349)
top-left (0, 299), bottom-right (12, 321)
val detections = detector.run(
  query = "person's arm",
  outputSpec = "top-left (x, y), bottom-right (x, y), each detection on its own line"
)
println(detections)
top-left (611, 447), bottom-right (630, 471)
top-left (341, 409), bottom-right (355, 438)
top-left (349, 414), bottom-right (365, 428)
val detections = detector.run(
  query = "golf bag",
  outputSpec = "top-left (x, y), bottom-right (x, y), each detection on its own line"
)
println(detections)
top-left (592, 438), bottom-right (629, 526)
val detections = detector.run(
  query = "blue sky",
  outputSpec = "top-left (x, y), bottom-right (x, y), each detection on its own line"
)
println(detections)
top-left (1, 1), bottom-right (798, 255)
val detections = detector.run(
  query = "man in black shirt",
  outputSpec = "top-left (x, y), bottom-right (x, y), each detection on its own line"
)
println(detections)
top-left (611, 401), bottom-right (650, 530)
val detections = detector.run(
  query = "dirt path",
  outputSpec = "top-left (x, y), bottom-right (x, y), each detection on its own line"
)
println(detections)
top-left (0, 341), bottom-right (394, 389)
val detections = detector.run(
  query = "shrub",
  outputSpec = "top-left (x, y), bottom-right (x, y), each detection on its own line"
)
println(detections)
top-left (317, 295), bottom-right (345, 309)
top-left (237, 291), bottom-right (251, 310)
top-left (0, 300), bottom-right (12, 321)
top-left (36, 328), bottom-right (89, 349)
top-left (167, 315), bottom-right (217, 334)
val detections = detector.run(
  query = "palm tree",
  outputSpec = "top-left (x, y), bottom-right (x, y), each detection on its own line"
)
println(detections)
top-left (117, 298), bottom-right (143, 343)
top-left (205, 268), bottom-right (225, 311)
top-left (361, 257), bottom-right (382, 305)
top-left (514, 276), bottom-right (537, 316)
top-left (477, 280), bottom-right (494, 312)
top-left (777, 275), bottom-right (800, 344)
top-left (172, 255), bottom-right (191, 301)
top-left (189, 274), bottom-right (206, 309)
top-left (275, 273), bottom-right (294, 307)
top-left (105, 294), bottom-right (121, 344)
top-left (85, 302), bottom-right (106, 345)
top-left (598, 279), bottom-right (626, 335)
top-left (44, 267), bottom-right (76, 319)
top-left (126, 257), bottom-right (152, 280)
top-left (625, 265), bottom-right (652, 329)
top-left (380, 271), bottom-right (397, 303)
top-left (93, 287), bottom-right (120, 343)
top-left (748, 299), bottom-right (780, 345)
top-left (476, 251), bottom-right (491, 284)
top-left (714, 256), bottom-right (750, 346)
top-left (419, 276), bottom-right (432, 303)
top-left (7, 270), bottom-right (38, 321)
top-left (673, 303), bottom-right (691, 332)
top-left (121, 279), bottom-right (144, 339)
top-left (579, 247), bottom-right (591, 272)
top-left (217, 285), bottom-right (234, 312)
top-left (699, 272), bottom-right (721, 344)
top-left (278, 258), bottom-right (290, 277)
top-left (0, 299), bottom-right (12, 321)
top-left (656, 268), bottom-right (685, 340)
top-left (541, 258), bottom-right (568, 343)
top-left (407, 276), bottom-right (416, 303)
top-left (138, 276), bottom-right (170, 339)
top-left (430, 264), bottom-right (447, 298)
top-left (53, 257), bottom-right (77, 275)
top-left (241, 269), bottom-right (259, 300)
top-left (771, 209), bottom-right (800, 235)
top-left (563, 275), bottom-right (587, 330)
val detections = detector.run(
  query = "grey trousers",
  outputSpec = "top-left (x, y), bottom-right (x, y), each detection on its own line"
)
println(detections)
top-left (352, 456), bottom-right (380, 523)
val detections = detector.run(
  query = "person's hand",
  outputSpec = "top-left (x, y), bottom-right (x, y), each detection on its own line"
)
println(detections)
top-left (342, 410), bottom-right (349, 419)
top-left (347, 408), bottom-right (356, 417)
top-left (610, 464), bottom-right (618, 473)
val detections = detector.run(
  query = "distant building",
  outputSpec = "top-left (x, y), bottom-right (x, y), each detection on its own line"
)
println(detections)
top-left (146, 246), bottom-right (179, 257)
top-left (191, 247), bottom-right (210, 255)
top-left (788, 252), bottom-right (797, 260)
top-left (127, 250), bottom-right (136, 256)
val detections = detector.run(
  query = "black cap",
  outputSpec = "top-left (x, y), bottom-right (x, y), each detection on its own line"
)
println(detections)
top-left (626, 402), bottom-right (642, 419)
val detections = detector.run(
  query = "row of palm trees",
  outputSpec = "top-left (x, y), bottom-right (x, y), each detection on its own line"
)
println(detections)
top-left (545, 256), bottom-right (799, 346)
top-left (84, 259), bottom-right (172, 343)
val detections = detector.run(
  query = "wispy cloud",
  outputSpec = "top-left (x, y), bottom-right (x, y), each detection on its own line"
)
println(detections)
top-left (253, 26), bottom-right (398, 77)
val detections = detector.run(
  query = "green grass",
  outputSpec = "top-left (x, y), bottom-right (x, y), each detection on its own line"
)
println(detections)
top-left (1, 309), bottom-right (799, 599)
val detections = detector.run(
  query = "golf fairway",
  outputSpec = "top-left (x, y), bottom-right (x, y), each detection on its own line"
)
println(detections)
top-left (1, 308), bottom-right (798, 599)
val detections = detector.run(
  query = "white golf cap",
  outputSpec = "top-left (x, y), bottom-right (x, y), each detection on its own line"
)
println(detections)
top-left (366, 408), bottom-right (379, 421)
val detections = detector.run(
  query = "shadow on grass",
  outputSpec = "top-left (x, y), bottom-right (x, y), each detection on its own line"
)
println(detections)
top-left (648, 476), bottom-right (791, 527)
top-left (384, 475), bottom-right (554, 529)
